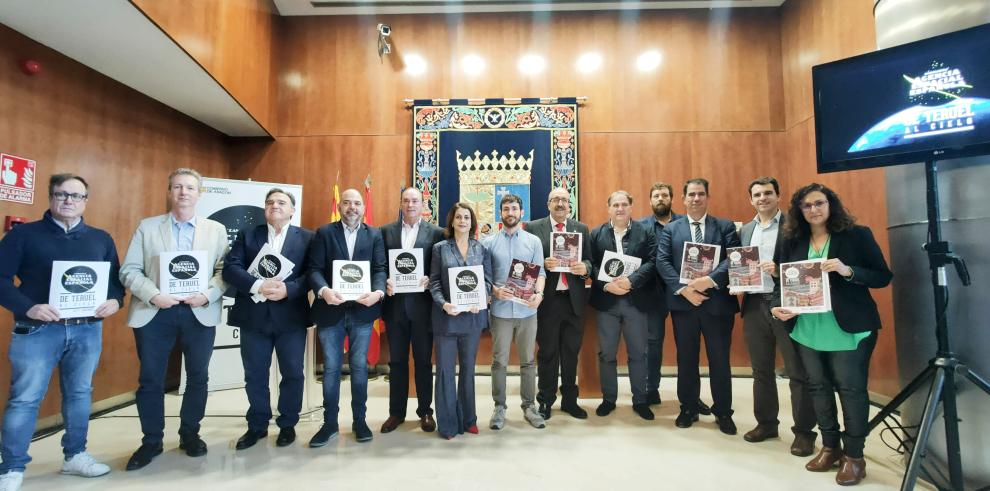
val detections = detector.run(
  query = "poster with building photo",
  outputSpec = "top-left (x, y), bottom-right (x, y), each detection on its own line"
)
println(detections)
top-left (504, 258), bottom-right (540, 304)
top-left (679, 242), bottom-right (721, 284)
top-left (48, 261), bottom-right (110, 318)
top-left (727, 246), bottom-right (763, 293)
top-left (550, 231), bottom-right (582, 272)
top-left (780, 259), bottom-right (832, 313)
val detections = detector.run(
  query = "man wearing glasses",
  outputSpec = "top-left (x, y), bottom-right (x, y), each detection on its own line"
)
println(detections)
top-left (0, 174), bottom-right (125, 491)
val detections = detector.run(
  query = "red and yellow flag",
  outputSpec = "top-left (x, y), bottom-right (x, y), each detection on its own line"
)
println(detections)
top-left (364, 175), bottom-right (384, 366)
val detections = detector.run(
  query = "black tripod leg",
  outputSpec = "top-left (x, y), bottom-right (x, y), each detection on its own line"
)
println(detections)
top-left (963, 368), bottom-right (990, 396)
top-left (902, 368), bottom-right (947, 491)
top-left (870, 364), bottom-right (936, 432)
top-left (940, 370), bottom-right (965, 491)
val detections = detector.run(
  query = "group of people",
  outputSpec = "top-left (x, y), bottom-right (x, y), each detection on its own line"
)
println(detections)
top-left (0, 168), bottom-right (891, 491)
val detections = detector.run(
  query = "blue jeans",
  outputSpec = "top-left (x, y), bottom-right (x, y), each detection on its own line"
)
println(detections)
top-left (317, 317), bottom-right (372, 425)
top-left (1, 320), bottom-right (102, 473)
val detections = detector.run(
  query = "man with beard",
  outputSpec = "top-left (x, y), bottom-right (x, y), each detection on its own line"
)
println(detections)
top-left (526, 188), bottom-right (592, 420)
top-left (484, 194), bottom-right (547, 430)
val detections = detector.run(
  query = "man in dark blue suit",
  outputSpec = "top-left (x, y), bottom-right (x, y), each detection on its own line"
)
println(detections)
top-left (657, 178), bottom-right (741, 435)
top-left (223, 188), bottom-right (314, 450)
top-left (307, 188), bottom-right (387, 445)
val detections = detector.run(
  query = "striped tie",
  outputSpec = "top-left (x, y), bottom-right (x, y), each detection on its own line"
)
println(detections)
top-left (692, 221), bottom-right (703, 243)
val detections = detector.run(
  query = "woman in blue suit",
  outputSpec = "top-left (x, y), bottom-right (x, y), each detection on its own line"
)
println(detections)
top-left (429, 203), bottom-right (493, 439)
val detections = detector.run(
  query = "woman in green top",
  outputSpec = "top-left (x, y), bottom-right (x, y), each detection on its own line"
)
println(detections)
top-left (771, 183), bottom-right (892, 487)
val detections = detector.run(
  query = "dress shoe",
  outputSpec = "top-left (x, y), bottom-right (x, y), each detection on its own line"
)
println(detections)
top-left (353, 420), bottom-right (373, 443)
top-left (420, 414), bottom-right (436, 433)
top-left (790, 432), bottom-right (817, 457)
top-left (632, 404), bottom-right (655, 421)
top-left (235, 429), bottom-right (268, 450)
top-left (697, 399), bottom-right (712, 416)
top-left (675, 409), bottom-right (699, 428)
top-left (716, 415), bottom-right (737, 435)
top-left (538, 402), bottom-right (552, 420)
top-left (179, 434), bottom-right (207, 457)
top-left (309, 423), bottom-right (339, 448)
top-left (560, 401), bottom-right (588, 419)
top-left (836, 456), bottom-right (867, 486)
top-left (805, 447), bottom-right (843, 472)
top-left (380, 415), bottom-right (404, 434)
top-left (743, 424), bottom-right (779, 443)
top-left (646, 390), bottom-right (662, 406)
top-left (125, 443), bottom-right (163, 471)
top-left (276, 427), bottom-right (296, 447)
top-left (595, 400), bottom-right (616, 417)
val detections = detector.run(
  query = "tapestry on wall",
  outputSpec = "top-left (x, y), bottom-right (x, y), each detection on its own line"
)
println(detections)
top-left (411, 98), bottom-right (579, 238)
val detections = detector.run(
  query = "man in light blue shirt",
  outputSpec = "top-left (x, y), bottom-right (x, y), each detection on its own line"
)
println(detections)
top-left (483, 194), bottom-right (546, 430)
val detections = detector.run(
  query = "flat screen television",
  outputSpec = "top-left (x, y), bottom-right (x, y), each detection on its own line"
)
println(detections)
top-left (812, 23), bottom-right (990, 173)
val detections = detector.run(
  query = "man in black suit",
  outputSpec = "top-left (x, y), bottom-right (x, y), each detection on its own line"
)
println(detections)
top-left (737, 177), bottom-right (816, 455)
top-left (589, 190), bottom-right (658, 421)
top-left (379, 187), bottom-right (444, 434)
top-left (656, 178), bottom-right (741, 434)
top-left (223, 188), bottom-right (314, 450)
top-left (526, 187), bottom-right (593, 420)
top-left (307, 188), bottom-right (387, 445)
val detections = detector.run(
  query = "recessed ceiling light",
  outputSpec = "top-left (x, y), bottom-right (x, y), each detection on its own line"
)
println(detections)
top-left (576, 52), bottom-right (602, 74)
top-left (404, 54), bottom-right (427, 75)
top-left (636, 50), bottom-right (663, 72)
top-left (462, 54), bottom-right (486, 76)
top-left (518, 54), bottom-right (546, 75)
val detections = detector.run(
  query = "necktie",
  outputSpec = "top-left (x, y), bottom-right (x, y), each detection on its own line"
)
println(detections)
top-left (692, 221), bottom-right (703, 243)
top-left (556, 222), bottom-right (568, 288)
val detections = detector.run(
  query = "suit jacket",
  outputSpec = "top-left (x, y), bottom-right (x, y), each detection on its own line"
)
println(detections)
top-left (120, 214), bottom-right (229, 328)
top-left (524, 217), bottom-right (592, 317)
top-left (656, 214), bottom-right (741, 315)
top-left (772, 225), bottom-right (892, 334)
top-left (380, 219), bottom-right (445, 325)
top-left (738, 213), bottom-right (786, 312)
top-left (428, 238), bottom-right (493, 336)
top-left (307, 221), bottom-right (387, 327)
top-left (588, 220), bottom-right (657, 313)
top-left (637, 213), bottom-right (683, 317)
top-left (222, 224), bottom-right (314, 331)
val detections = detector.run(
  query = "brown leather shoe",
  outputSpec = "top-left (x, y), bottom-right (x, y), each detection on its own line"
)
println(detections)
top-left (380, 416), bottom-right (404, 433)
top-left (743, 424), bottom-right (779, 443)
top-left (836, 456), bottom-right (867, 486)
top-left (790, 432), bottom-right (817, 457)
top-left (805, 446), bottom-right (843, 472)
top-left (420, 414), bottom-right (436, 433)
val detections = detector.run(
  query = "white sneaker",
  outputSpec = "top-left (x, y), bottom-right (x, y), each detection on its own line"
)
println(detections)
top-left (61, 452), bottom-right (110, 478)
top-left (524, 406), bottom-right (547, 429)
top-left (0, 471), bottom-right (23, 491)
top-left (489, 406), bottom-right (506, 430)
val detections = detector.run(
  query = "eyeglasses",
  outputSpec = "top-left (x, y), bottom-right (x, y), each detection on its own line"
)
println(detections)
top-left (548, 197), bottom-right (569, 204)
top-left (51, 192), bottom-right (88, 202)
top-left (799, 200), bottom-right (828, 211)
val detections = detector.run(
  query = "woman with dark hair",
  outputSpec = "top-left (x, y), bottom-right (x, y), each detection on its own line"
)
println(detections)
top-left (429, 203), bottom-right (493, 439)
top-left (771, 183), bottom-right (892, 486)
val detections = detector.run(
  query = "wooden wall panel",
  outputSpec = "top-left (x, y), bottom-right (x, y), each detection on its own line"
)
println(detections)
top-left (132, 0), bottom-right (278, 134)
top-left (0, 25), bottom-right (230, 420)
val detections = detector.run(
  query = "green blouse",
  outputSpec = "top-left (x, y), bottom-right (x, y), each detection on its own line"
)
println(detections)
top-left (789, 238), bottom-right (870, 352)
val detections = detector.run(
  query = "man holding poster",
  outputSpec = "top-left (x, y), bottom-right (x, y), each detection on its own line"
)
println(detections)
top-left (0, 174), bottom-right (124, 488)
top-left (380, 187), bottom-right (444, 434)
top-left (119, 168), bottom-right (229, 470)
top-left (222, 188), bottom-right (314, 450)
top-left (307, 188), bottom-right (386, 446)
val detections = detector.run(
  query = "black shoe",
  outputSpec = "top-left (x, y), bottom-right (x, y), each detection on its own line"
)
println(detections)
top-left (697, 399), bottom-right (712, 416)
top-left (675, 409), bottom-right (699, 428)
top-left (353, 420), bottom-right (373, 443)
top-left (633, 404), bottom-right (655, 421)
top-left (595, 400), bottom-right (616, 417)
top-left (716, 415), bottom-right (738, 435)
top-left (560, 401), bottom-right (588, 419)
top-left (125, 443), bottom-right (163, 471)
top-left (646, 391), bottom-right (662, 406)
top-left (179, 434), bottom-right (208, 457)
top-left (276, 427), bottom-right (296, 447)
top-left (309, 423), bottom-right (339, 448)
top-left (235, 429), bottom-right (268, 450)
top-left (538, 402), bottom-right (552, 420)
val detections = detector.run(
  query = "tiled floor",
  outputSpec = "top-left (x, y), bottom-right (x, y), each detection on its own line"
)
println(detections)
top-left (16, 376), bottom-right (927, 490)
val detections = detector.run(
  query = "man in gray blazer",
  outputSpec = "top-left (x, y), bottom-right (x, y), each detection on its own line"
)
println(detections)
top-left (119, 168), bottom-right (229, 471)
top-left (738, 177), bottom-right (816, 456)
top-left (526, 187), bottom-right (592, 420)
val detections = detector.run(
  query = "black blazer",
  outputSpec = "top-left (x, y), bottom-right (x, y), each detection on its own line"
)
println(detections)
top-left (223, 224), bottom-right (314, 331)
top-left (588, 220), bottom-right (657, 312)
top-left (380, 219), bottom-right (445, 325)
top-left (772, 225), bottom-right (892, 334)
top-left (637, 213), bottom-right (683, 318)
top-left (656, 214), bottom-right (741, 316)
top-left (524, 217), bottom-right (592, 316)
top-left (307, 221), bottom-right (387, 327)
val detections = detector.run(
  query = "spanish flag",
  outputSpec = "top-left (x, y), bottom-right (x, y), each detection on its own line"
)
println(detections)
top-left (364, 174), bottom-right (384, 367)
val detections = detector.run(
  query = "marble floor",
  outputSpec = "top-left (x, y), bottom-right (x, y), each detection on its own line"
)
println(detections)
top-left (16, 376), bottom-right (929, 491)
